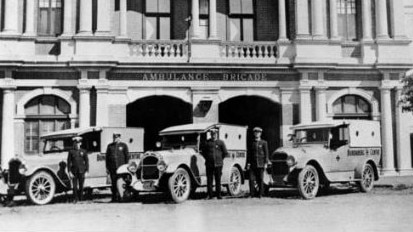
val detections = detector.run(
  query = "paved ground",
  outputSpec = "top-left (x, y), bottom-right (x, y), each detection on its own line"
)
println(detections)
top-left (1, 184), bottom-right (413, 232)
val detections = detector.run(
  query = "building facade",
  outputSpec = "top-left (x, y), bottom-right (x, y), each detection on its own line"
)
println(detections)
top-left (0, 0), bottom-right (413, 176)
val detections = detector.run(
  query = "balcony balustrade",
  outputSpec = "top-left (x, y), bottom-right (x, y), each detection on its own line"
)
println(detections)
top-left (220, 41), bottom-right (278, 63)
top-left (129, 40), bottom-right (189, 60)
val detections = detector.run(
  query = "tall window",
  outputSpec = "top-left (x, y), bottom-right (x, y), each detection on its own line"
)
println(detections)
top-left (145, 0), bottom-right (171, 40)
top-left (337, 0), bottom-right (361, 41)
top-left (24, 95), bottom-right (71, 154)
top-left (228, 0), bottom-right (254, 42)
top-left (333, 95), bottom-right (371, 119)
top-left (38, 0), bottom-right (62, 36)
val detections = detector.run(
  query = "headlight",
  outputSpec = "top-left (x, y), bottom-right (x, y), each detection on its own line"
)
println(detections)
top-left (127, 161), bottom-right (138, 173)
top-left (157, 160), bottom-right (167, 172)
top-left (286, 156), bottom-right (296, 167)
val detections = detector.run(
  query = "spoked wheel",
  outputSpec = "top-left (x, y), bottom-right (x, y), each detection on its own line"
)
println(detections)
top-left (297, 165), bottom-right (319, 200)
top-left (359, 163), bottom-right (374, 192)
top-left (26, 171), bottom-right (56, 205)
top-left (227, 166), bottom-right (242, 197)
top-left (168, 168), bottom-right (191, 203)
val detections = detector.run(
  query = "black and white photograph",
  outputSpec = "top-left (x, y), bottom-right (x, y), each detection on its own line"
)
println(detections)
top-left (1, 0), bottom-right (413, 231)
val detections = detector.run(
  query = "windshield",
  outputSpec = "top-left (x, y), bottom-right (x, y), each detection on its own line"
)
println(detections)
top-left (293, 128), bottom-right (330, 144)
top-left (43, 138), bottom-right (73, 153)
top-left (161, 133), bottom-right (199, 150)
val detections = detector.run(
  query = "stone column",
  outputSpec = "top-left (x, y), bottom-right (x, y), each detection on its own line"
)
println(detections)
top-left (95, 0), bottom-right (111, 36)
top-left (299, 86), bottom-right (312, 124)
top-left (362, 0), bottom-right (372, 41)
top-left (311, 0), bottom-right (325, 39)
top-left (296, 0), bottom-right (310, 39)
top-left (78, 0), bottom-right (93, 35)
top-left (119, 0), bottom-right (127, 37)
top-left (191, 0), bottom-right (201, 39)
top-left (380, 86), bottom-right (396, 175)
top-left (23, 0), bottom-right (36, 36)
top-left (1, 86), bottom-right (16, 169)
top-left (329, 0), bottom-right (339, 40)
top-left (208, 0), bottom-right (218, 39)
top-left (280, 88), bottom-right (296, 146)
top-left (62, 0), bottom-right (74, 36)
top-left (395, 87), bottom-right (413, 175)
top-left (78, 86), bottom-right (91, 128)
top-left (96, 71), bottom-right (109, 126)
top-left (278, 0), bottom-right (287, 41)
top-left (389, 0), bottom-right (407, 40)
top-left (315, 86), bottom-right (327, 121)
top-left (2, 0), bottom-right (19, 35)
top-left (375, 0), bottom-right (389, 39)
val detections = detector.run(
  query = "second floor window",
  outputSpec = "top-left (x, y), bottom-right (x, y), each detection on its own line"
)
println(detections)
top-left (38, 0), bottom-right (62, 36)
top-left (337, 0), bottom-right (361, 41)
top-left (145, 0), bottom-right (171, 40)
top-left (228, 0), bottom-right (254, 42)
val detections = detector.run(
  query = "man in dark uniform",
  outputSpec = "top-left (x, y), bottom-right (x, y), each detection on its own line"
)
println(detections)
top-left (202, 128), bottom-right (228, 199)
top-left (246, 127), bottom-right (270, 198)
top-left (106, 132), bottom-right (129, 202)
top-left (67, 136), bottom-right (89, 203)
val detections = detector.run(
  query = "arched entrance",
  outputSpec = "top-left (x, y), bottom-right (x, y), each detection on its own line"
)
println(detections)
top-left (127, 96), bottom-right (193, 151)
top-left (219, 96), bottom-right (281, 153)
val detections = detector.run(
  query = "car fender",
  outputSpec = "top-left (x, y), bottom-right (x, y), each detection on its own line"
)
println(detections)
top-left (116, 164), bottom-right (130, 175)
top-left (25, 166), bottom-right (69, 192)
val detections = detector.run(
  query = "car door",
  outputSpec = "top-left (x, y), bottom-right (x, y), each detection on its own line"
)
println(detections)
top-left (329, 126), bottom-right (353, 177)
top-left (81, 132), bottom-right (108, 187)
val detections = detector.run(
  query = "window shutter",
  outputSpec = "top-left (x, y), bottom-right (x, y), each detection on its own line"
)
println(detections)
top-left (145, 17), bottom-right (157, 39)
top-left (242, 18), bottom-right (254, 41)
top-left (159, 17), bottom-right (171, 40)
top-left (229, 18), bottom-right (241, 41)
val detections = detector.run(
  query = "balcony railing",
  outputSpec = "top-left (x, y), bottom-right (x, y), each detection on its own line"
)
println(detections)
top-left (220, 41), bottom-right (278, 62)
top-left (129, 40), bottom-right (188, 60)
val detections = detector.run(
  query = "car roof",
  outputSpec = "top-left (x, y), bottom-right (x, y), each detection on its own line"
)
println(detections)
top-left (159, 123), bottom-right (246, 136)
top-left (40, 127), bottom-right (102, 140)
top-left (290, 119), bottom-right (379, 130)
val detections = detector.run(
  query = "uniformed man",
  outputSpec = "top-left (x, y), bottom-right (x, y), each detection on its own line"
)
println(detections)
top-left (106, 132), bottom-right (129, 202)
top-left (246, 127), bottom-right (270, 198)
top-left (67, 136), bottom-right (89, 203)
top-left (202, 128), bottom-right (228, 199)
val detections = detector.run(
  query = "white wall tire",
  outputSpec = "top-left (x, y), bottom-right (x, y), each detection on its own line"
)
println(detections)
top-left (25, 171), bottom-right (56, 205)
top-left (297, 165), bottom-right (319, 200)
top-left (227, 166), bottom-right (242, 197)
top-left (168, 168), bottom-right (191, 203)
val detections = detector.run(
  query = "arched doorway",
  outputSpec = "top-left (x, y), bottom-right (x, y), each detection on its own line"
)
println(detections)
top-left (219, 96), bottom-right (281, 153)
top-left (332, 95), bottom-right (372, 120)
top-left (127, 96), bottom-right (193, 151)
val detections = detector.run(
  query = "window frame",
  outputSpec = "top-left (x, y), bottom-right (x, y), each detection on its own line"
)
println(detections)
top-left (227, 0), bottom-right (255, 42)
top-left (337, 0), bottom-right (360, 41)
top-left (37, 0), bottom-right (63, 36)
top-left (332, 95), bottom-right (372, 119)
top-left (144, 0), bottom-right (172, 40)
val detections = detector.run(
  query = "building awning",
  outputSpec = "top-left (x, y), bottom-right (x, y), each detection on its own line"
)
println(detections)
top-left (40, 127), bottom-right (102, 140)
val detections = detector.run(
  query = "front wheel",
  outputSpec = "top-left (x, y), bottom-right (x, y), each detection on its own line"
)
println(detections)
top-left (117, 177), bottom-right (135, 202)
top-left (168, 168), bottom-right (191, 203)
top-left (359, 163), bottom-right (374, 192)
top-left (25, 171), bottom-right (56, 205)
top-left (297, 165), bottom-right (319, 200)
top-left (227, 166), bottom-right (242, 197)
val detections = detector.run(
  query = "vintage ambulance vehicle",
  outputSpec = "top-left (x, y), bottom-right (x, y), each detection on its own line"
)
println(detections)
top-left (266, 120), bottom-right (381, 199)
top-left (116, 123), bottom-right (247, 203)
top-left (0, 127), bottom-right (144, 205)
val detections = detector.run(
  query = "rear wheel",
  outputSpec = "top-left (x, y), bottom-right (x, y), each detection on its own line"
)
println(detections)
top-left (359, 163), bottom-right (374, 192)
top-left (168, 168), bottom-right (191, 203)
top-left (26, 171), bottom-right (56, 205)
top-left (297, 165), bottom-right (319, 200)
top-left (227, 166), bottom-right (242, 197)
